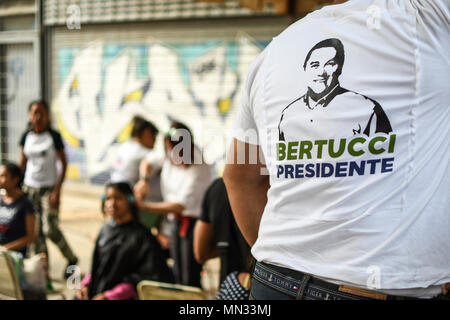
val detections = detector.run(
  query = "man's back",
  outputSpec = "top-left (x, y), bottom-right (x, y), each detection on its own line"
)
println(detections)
top-left (232, 0), bottom-right (449, 297)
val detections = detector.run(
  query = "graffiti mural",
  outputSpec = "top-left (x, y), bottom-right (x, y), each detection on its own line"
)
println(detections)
top-left (52, 35), bottom-right (266, 183)
top-left (7, 57), bottom-right (25, 104)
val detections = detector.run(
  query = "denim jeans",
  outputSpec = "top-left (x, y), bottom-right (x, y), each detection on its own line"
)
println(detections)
top-left (250, 262), bottom-right (387, 300)
top-left (250, 262), bottom-right (449, 300)
top-left (250, 275), bottom-right (296, 300)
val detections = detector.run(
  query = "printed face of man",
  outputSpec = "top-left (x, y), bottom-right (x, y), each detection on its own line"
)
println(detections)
top-left (305, 47), bottom-right (339, 96)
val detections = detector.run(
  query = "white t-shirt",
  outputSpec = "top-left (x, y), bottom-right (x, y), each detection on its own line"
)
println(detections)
top-left (20, 128), bottom-right (65, 188)
top-left (111, 140), bottom-right (163, 201)
top-left (111, 140), bottom-right (151, 186)
top-left (233, 0), bottom-right (450, 297)
top-left (160, 148), bottom-right (216, 218)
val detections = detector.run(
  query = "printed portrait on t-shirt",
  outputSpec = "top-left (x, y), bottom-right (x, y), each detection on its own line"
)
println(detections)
top-left (278, 38), bottom-right (393, 141)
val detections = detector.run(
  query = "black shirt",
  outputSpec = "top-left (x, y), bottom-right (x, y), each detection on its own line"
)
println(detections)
top-left (200, 178), bottom-right (251, 283)
top-left (0, 194), bottom-right (35, 256)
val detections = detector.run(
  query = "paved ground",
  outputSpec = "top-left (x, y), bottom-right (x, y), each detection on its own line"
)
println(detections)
top-left (46, 181), bottom-right (220, 300)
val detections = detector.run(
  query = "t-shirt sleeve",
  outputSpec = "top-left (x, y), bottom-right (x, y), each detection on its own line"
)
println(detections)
top-left (145, 151), bottom-right (165, 173)
top-left (49, 129), bottom-right (65, 151)
top-left (19, 130), bottom-right (29, 147)
top-left (24, 197), bottom-right (36, 215)
top-left (232, 44), bottom-right (270, 146)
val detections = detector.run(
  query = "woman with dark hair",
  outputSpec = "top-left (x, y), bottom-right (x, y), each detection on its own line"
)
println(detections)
top-left (111, 115), bottom-right (164, 231)
top-left (137, 121), bottom-right (215, 288)
top-left (18, 100), bottom-right (78, 278)
top-left (0, 161), bottom-right (35, 256)
top-left (76, 181), bottom-right (173, 300)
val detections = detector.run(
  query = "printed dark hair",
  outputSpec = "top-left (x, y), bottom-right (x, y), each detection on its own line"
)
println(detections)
top-left (303, 38), bottom-right (345, 76)
top-left (131, 115), bottom-right (159, 138)
top-left (101, 181), bottom-right (139, 221)
top-left (1, 161), bottom-right (23, 188)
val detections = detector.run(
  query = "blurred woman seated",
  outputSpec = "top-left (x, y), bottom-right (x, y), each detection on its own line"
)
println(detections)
top-left (0, 161), bottom-right (35, 256)
top-left (76, 182), bottom-right (173, 300)
top-left (0, 161), bottom-right (48, 299)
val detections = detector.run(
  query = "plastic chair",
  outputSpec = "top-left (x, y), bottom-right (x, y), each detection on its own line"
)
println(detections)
top-left (137, 280), bottom-right (206, 300)
top-left (0, 246), bottom-right (65, 300)
top-left (0, 246), bottom-right (24, 300)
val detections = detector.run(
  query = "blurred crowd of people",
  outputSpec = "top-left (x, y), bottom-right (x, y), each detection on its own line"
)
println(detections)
top-left (0, 101), bottom-right (248, 300)
top-left (2, 0), bottom-right (448, 302)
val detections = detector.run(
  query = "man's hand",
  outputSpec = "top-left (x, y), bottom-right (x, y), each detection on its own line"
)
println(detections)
top-left (134, 179), bottom-right (148, 201)
top-left (76, 286), bottom-right (89, 300)
top-left (49, 188), bottom-right (61, 210)
top-left (92, 293), bottom-right (108, 300)
top-left (156, 233), bottom-right (171, 250)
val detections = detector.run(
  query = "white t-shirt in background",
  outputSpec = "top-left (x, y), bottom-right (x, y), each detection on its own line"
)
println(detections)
top-left (233, 0), bottom-right (450, 298)
top-left (111, 140), bottom-right (163, 202)
top-left (20, 128), bottom-right (65, 188)
top-left (111, 140), bottom-right (150, 186)
top-left (160, 148), bottom-right (216, 219)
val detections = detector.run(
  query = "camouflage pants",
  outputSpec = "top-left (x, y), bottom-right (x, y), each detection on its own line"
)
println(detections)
top-left (24, 185), bottom-right (78, 263)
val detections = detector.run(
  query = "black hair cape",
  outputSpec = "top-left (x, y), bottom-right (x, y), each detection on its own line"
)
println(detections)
top-left (88, 219), bottom-right (174, 299)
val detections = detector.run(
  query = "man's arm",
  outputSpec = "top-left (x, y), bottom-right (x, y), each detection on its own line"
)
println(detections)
top-left (193, 220), bottom-right (218, 264)
top-left (55, 149), bottom-right (67, 191)
top-left (134, 156), bottom-right (159, 201)
top-left (223, 138), bottom-right (269, 247)
top-left (50, 149), bottom-right (67, 209)
top-left (19, 148), bottom-right (27, 173)
top-left (137, 200), bottom-right (184, 216)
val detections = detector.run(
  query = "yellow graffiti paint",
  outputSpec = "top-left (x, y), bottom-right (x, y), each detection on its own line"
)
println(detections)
top-left (124, 88), bottom-right (143, 103)
top-left (117, 120), bottom-right (134, 143)
top-left (217, 163), bottom-right (225, 178)
top-left (71, 77), bottom-right (78, 91)
top-left (66, 164), bottom-right (81, 179)
top-left (218, 98), bottom-right (231, 114)
top-left (55, 112), bottom-right (80, 148)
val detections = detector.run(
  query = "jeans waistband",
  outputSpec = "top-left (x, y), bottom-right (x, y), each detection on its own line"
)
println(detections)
top-left (252, 262), bottom-right (419, 300)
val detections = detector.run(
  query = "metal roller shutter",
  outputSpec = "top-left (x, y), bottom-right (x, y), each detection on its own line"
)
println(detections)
top-left (49, 18), bottom-right (289, 183)
top-left (1, 43), bottom-right (39, 163)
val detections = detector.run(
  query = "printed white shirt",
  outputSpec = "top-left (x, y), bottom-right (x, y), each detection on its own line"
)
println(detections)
top-left (232, 0), bottom-right (450, 297)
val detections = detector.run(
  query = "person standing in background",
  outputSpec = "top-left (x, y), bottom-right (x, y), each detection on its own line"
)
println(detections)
top-left (193, 177), bottom-right (252, 300)
top-left (110, 115), bottom-right (159, 188)
top-left (19, 100), bottom-right (78, 280)
top-left (111, 115), bottom-right (164, 228)
top-left (137, 121), bottom-right (215, 287)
